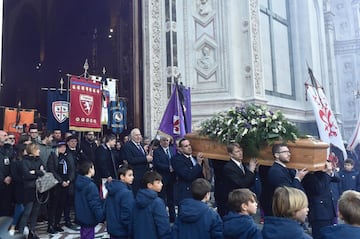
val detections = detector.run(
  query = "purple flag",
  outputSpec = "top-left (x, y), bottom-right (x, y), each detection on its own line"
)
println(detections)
top-left (158, 83), bottom-right (191, 140)
top-left (178, 84), bottom-right (192, 133)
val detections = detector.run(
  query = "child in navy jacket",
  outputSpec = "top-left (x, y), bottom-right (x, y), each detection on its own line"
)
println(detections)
top-left (172, 178), bottom-right (223, 239)
top-left (339, 158), bottom-right (358, 193)
top-left (132, 171), bottom-right (171, 239)
top-left (262, 186), bottom-right (311, 239)
top-left (223, 188), bottom-right (262, 239)
top-left (75, 161), bottom-right (105, 239)
top-left (320, 190), bottom-right (360, 239)
top-left (105, 165), bottom-right (135, 239)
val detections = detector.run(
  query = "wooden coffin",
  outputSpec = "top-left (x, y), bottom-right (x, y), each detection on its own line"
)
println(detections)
top-left (185, 133), bottom-right (329, 171)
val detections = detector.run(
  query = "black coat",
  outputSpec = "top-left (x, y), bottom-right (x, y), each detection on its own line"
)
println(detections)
top-left (80, 139), bottom-right (97, 163)
top-left (302, 171), bottom-right (340, 222)
top-left (21, 155), bottom-right (44, 203)
top-left (47, 151), bottom-right (74, 183)
top-left (121, 141), bottom-right (150, 193)
top-left (0, 144), bottom-right (14, 189)
top-left (223, 159), bottom-right (255, 197)
top-left (94, 144), bottom-right (118, 186)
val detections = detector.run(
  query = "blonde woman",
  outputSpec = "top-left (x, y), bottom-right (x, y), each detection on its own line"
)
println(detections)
top-left (262, 186), bottom-right (312, 239)
top-left (18, 143), bottom-right (45, 239)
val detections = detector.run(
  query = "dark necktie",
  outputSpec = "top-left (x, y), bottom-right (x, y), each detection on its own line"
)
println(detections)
top-left (137, 143), bottom-right (145, 155)
top-left (166, 148), bottom-right (171, 159)
top-left (165, 148), bottom-right (172, 167)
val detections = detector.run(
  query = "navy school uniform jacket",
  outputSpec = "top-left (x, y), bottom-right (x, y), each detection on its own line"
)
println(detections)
top-left (302, 171), bottom-right (339, 222)
top-left (172, 198), bottom-right (223, 239)
top-left (105, 180), bottom-right (134, 238)
top-left (74, 175), bottom-right (105, 227)
top-left (339, 169), bottom-right (358, 193)
top-left (262, 216), bottom-right (312, 239)
top-left (223, 211), bottom-right (262, 239)
top-left (319, 223), bottom-right (360, 239)
top-left (132, 188), bottom-right (171, 239)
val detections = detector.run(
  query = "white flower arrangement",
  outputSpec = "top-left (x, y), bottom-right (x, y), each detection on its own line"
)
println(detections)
top-left (199, 104), bottom-right (299, 157)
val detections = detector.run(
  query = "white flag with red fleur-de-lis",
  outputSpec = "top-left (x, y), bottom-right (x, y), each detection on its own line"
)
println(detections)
top-left (306, 85), bottom-right (347, 159)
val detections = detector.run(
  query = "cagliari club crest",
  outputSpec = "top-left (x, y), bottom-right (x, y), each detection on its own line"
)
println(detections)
top-left (79, 94), bottom-right (94, 116)
top-left (52, 101), bottom-right (69, 123)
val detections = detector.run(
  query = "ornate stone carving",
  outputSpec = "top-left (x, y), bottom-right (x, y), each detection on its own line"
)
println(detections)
top-left (197, 0), bottom-right (213, 17)
top-left (249, 0), bottom-right (263, 96)
top-left (197, 46), bottom-right (214, 70)
top-left (142, 0), bottom-right (165, 136)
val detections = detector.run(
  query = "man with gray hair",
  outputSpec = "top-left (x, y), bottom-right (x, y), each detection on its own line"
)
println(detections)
top-left (122, 128), bottom-right (153, 195)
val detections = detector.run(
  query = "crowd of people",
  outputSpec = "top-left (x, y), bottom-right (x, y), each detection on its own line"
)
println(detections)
top-left (1, 125), bottom-right (360, 239)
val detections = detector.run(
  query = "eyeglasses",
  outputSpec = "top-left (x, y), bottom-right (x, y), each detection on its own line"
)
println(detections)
top-left (277, 150), bottom-right (290, 154)
top-left (8, 137), bottom-right (15, 140)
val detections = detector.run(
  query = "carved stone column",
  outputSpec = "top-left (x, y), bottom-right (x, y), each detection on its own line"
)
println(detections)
top-left (142, 0), bottom-right (167, 137)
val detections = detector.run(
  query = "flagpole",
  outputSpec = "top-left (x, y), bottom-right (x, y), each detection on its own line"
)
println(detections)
top-left (174, 73), bottom-right (189, 133)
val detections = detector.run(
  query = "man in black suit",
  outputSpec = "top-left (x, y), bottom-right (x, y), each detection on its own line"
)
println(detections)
top-left (153, 135), bottom-right (176, 222)
top-left (172, 138), bottom-right (206, 203)
top-left (94, 134), bottom-right (118, 188)
top-left (222, 143), bottom-right (257, 216)
top-left (122, 128), bottom-right (153, 195)
top-left (80, 131), bottom-right (97, 163)
top-left (260, 143), bottom-right (308, 216)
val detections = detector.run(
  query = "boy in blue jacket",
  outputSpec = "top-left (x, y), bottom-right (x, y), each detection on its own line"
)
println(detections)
top-left (105, 165), bottom-right (135, 239)
top-left (339, 158), bottom-right (358, 193)
top-left (223, 188), bottom-right (262, 239)
top-left (172, 178), bottom-right (223, 239)
top-left (132, 171), bottom-right (171, 239)
top-left (320, 190), bottom-right (360, 239)
top-left (75, 161), bottom-right (105, 239)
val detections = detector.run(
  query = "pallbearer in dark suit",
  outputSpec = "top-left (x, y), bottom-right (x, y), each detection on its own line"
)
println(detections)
top-left (172, 138), bottom-right (207, 203)
top-left (260, 143), bottom-right (309, 216)
top-left (222, 143), bottom-right (257, 216)
top-left (302, 160), bottom-right (340, 239)
top-left (122, 128), bottom-right (153, 195)
top-left (153, 136), bottom-right (176, 222)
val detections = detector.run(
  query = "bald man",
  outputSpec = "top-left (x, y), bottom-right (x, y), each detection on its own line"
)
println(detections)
top-left (0, 130), bottom-right (14, 216)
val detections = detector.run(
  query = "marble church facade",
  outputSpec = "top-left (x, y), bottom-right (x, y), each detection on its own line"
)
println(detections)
top-left (142, 0), bottom-right (343, 140)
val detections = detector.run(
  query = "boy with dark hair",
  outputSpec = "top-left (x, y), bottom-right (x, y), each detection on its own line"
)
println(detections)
top-left (105, 165), bottom-right (135, 239)
top-left (320, 190), bottom-right (360, 238)
top-left (223, 188), bottom-right (262, 239)
top-left (75, 161), bottom-right (105, 239)
top-left (339, 158), bottom-right (359, 193)
top-left (172, 178), bottom-right (223, 239)
top-left (132, 171), bottom-right (171, 239)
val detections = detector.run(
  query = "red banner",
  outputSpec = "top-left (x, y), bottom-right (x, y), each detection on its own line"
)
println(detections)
top-left (69, 76), bottom-right (102, 132)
